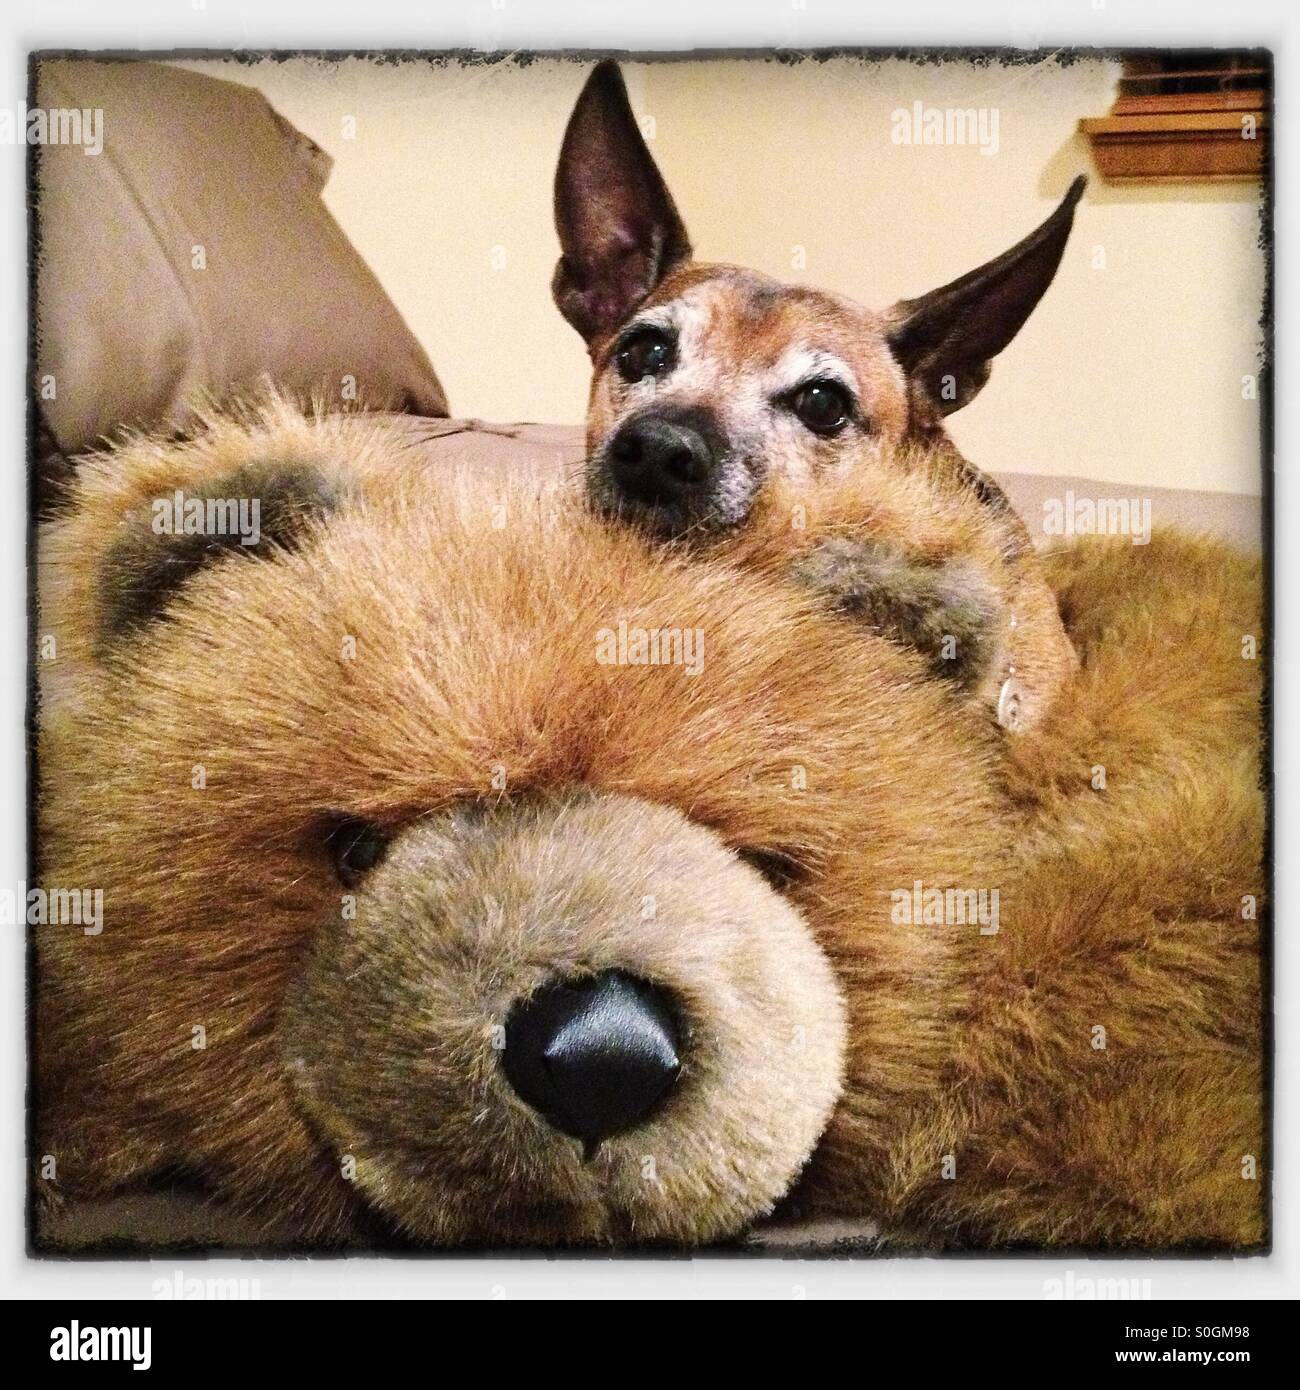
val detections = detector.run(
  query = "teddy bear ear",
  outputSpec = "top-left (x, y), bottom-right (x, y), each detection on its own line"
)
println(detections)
top-left (93, 459), bottom-right (345, 650)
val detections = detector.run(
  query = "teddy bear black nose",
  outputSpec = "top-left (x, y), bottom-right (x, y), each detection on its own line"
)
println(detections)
top-left (608, 414), bottom-right (717, 506)
top-left (501, 970), bottom-right (682, 1144)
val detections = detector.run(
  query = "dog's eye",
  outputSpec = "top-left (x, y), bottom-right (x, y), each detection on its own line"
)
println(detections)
top-left (616, 328), bottom-right (675, 383)
top-left (790, 380), bottom-right (851, 435)
top-left (326, 817), bottom-right (390, 886)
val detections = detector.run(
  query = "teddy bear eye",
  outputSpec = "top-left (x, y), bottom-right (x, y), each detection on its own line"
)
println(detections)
top-left (737, 847), bottom-right (807, 891)
top-left (327, 817), bottom-right (390, 886)
top-left (789, 380), bottom-right (852, 435)
top-left (615, 327), bottom-right (676, 383)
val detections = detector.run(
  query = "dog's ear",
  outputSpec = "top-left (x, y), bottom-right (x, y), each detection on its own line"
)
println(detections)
top-left (886, 176), bottom-right (1085, 417)
top-left (552, 60), bottom-right (692, 347)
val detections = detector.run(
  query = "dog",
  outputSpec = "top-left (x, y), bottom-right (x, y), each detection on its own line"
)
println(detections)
top-left (552, 61), bottom-right (1082, 730)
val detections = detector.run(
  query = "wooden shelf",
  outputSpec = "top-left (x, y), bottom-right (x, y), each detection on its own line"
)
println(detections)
top-left (1080, 109), bottom-right (1266, 183)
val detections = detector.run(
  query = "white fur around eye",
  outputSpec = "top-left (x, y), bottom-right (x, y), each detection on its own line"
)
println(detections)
top-left (660, 297), bottom-right (714, 393)
top-left (765, 346), bottom-right (857, 399)
top-left (615, 299), bottom-right (715, 400)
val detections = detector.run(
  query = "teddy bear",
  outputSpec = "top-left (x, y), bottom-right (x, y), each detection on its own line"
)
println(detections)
top-left (35, 401), bottom-right (1264, 1249)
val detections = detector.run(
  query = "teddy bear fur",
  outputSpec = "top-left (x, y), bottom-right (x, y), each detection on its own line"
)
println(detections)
top-left (36, 400), bottom-right (1005, 1246)
top-left (34, 401), bottom-right (1264, 1249)
top-left (711, 441), bottom-right (1081, 732)
top-left (790, 528), bottom-right (1266, 1248)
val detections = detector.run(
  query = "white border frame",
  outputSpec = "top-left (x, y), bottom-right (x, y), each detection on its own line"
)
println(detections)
top-left (2, 0), bottom-right (1290, 1301)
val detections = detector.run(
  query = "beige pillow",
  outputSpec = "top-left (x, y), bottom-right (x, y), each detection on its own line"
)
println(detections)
top-left (34, 59), bottom-right (448, 468)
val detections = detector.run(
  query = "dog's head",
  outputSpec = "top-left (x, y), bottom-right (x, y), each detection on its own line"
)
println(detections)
top-left (554, 61), bottom-right (1084, 539)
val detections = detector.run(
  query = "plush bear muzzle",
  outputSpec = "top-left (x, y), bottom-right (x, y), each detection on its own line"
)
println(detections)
top-left (501, 969), bottom-right (683, 1148)
top-left (280, 792), bottom-right (847, 1246)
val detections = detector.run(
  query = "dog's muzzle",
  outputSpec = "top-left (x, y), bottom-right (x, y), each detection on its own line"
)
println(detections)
top-left (595, 406), bottom-right (741, 535)
top-left (608, 412), bottom-right (718, 508)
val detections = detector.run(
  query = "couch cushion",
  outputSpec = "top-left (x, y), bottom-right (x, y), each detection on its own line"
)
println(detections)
top-left (34, 59), bottom-right (448, 472)
top-left (995, 471), bottom-right (1263, 553)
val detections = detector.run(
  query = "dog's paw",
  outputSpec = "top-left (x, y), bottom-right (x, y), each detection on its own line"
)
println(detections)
top-left (789, 536), bottom-right (1001, 688)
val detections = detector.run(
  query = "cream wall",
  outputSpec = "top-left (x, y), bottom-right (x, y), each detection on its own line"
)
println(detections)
top-left (180, 55), bottom-right (1265, 496)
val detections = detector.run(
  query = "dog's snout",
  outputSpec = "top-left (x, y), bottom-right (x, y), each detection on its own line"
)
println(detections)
top-left (609, 415), bottom-right (717, 506)
top-left (501, 970), bottom-right (682, 1144)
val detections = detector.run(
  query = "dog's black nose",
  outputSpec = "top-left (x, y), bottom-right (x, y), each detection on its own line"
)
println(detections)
top-left (501, 970), bottom-right (682, 1144)
top-left (608, 415), bottom-right (716, 506)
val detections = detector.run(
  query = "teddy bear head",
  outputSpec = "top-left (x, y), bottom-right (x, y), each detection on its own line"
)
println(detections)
top-left (37, 404), bottom-right (1004, 1246)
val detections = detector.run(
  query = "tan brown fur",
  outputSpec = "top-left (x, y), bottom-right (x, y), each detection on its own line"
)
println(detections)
top-left (37, 401), bottom-right (1003, 1245)
top-left (36, 405), bottom-right (1263, 1249)
top-left (785, 530), bottom-right (1266, 1248)
top-left (710, 441), bottom-right (1080, 729)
